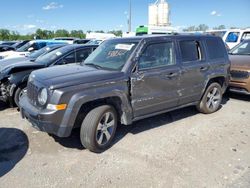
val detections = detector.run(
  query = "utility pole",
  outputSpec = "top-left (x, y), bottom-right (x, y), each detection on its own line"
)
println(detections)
top-left (128, 0), bottom-right (132, 32)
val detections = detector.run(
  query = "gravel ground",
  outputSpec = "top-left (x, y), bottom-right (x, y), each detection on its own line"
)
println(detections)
top-left (0, 93), bottom-right (250, 188)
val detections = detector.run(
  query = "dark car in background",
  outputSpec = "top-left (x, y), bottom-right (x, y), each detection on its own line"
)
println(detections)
top-left (0, 41), bottom-right (16, 46)
top-left (0, 44), bottom-right (97, 106)
top-left (0, 43), bottom-right (67, 65)
top-left (229, 39), bottom-right (250, 95)
top-left (73, 39), bottom-right (91, 44)
top-left (11, 40), bottom-right (30, 50)
top-left (0, 40), bottom-right (30, 53)
top-left (0, 45), bottom-right (15, 52)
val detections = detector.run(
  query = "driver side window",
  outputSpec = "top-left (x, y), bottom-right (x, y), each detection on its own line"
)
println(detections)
top-left (139, 42), bottom-right (175, 70)
top-left (56, 52), bottom-right (76, 65)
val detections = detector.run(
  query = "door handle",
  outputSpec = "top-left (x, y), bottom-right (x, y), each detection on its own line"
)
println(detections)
top-left (161, 72), bottom-right (178, 79)
top-left (165, 72), bottom-right (178, 78)
top-left (200, 66), bottom-right (210, 71)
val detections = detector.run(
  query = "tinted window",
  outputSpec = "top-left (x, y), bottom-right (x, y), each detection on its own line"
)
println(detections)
top-left (56, 52), bottom-right (76, 65)
top-left (226, 32), bottom-right (239, 43)
top-left (139, 42), bottom-right (175, 69)
top-left (38, 42), bottom-right (47, 49)
top-left (35, 46), bottom-right (72, 65)
top-left (206, 39), bottom-right (225, 59)
top-left (76, 48), bottom-right (92, 62)
top-left (29, 47), bottom-right (49, 59)
top-left (242, 32), bottom-right (250, 41)
top-left (16, 42), bottom-right (33, 52)
top-left (30, 43), bottom-right (40, 51)
top-left (180, 40), bottom-right (202, 62)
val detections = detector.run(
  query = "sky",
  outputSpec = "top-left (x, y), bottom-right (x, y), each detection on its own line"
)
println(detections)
top-left (0, 0), bottom-right (249, 34)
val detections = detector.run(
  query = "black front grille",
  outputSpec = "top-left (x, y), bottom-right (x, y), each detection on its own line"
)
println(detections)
top-left (27, 82), bottom-right (39, 105)
top-left (230, 70), bottom-right (249, 79)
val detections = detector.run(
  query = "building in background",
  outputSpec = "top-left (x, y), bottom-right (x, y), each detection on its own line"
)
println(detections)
top-left (135, 0), bottom-right (175, 36)
top-left (148, 0), bottom-right (170, 27)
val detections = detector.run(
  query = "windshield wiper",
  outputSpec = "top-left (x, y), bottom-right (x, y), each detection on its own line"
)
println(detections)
top-left (85, 63), bottom-right (103, 69)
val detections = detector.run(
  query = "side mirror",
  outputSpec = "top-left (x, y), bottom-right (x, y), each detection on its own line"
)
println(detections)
top-left (28, 47), bottom-right (34, 52)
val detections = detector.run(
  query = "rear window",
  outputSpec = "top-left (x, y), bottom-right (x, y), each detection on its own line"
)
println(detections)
top-left (180, 40), bottom-right (203, 62)
top-left (206, 39), bottom-right (225, 59)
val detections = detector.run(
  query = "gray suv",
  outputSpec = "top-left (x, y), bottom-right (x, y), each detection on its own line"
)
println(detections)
top-left (20, 35), bottom-right (230, 153)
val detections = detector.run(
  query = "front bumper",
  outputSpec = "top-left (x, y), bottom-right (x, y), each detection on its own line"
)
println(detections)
top-left (19, 94), bottom-right (72, 137)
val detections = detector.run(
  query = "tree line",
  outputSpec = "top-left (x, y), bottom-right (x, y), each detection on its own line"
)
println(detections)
top-left (1, 25), bottom-right (249, 41)
top-left (182, 24), bottom-right (250, 32)
top-left (0, 29), bottom-right (123, 41)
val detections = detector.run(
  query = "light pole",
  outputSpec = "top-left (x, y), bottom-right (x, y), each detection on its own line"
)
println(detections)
top-left (128, 0), bottom-right (132, 33)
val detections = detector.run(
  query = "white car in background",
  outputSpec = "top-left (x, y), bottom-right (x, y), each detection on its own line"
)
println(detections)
top-left (223, 29), bottom-right (250, 49)
top-left (0, 40), bottom-right (69, 60)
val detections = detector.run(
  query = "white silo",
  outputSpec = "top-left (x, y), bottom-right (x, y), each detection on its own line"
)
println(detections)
top-left (148, 0), bottom-right (170, 27)
top-left (148, 3), bottom-right (158, 26)
top-left (158, 0), bottom-right (169, 26)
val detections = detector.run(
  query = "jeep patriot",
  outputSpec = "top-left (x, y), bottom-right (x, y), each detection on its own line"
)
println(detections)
top-left (20, 35), bottom-right (230, 152)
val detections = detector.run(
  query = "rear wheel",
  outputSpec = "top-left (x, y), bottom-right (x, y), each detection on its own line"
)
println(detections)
top-left (14, 85), bottom-right (27, 107)
top-left (196, 82), bottom-right (222, 114)
top-left (80, 105), bottom-right (117, 153)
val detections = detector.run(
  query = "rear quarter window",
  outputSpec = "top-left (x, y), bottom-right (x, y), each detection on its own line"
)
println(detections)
top-left (206, 38), bottom-right (225, 60)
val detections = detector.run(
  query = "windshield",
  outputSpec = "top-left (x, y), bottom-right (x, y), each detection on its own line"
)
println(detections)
top-left (230, 40), bottom-right (250, 55)
top-left (16, 42), bottom-right (33, 52)
top-left (29, 46), bottom-right (51, 59)
top-left (83, 40), bottom-right (138, 71)
top-left (35, 46), bottom-right (70, 65)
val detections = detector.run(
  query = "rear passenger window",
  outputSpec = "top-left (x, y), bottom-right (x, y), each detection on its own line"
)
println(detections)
top-left (139, 42), bottom-right (175, 70)
top-left (206, 39), bottom-right (225, 59)
top-left (180, 40), bottom-right (202, 62)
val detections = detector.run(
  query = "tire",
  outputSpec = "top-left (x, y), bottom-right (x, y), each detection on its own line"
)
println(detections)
top-left (14, 86), bottom-right (27, 107)
top-left (196, 82), bottom-right (223, 114)
top-left (80, 105), bottom-right (118, 153)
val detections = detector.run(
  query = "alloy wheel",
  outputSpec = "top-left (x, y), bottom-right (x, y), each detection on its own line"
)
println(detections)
top-left (96, 111), bottom-right (115, 146)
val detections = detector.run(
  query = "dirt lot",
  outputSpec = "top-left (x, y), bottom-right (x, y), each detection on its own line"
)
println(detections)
top-left (0, 93), bottom-right (250, 188)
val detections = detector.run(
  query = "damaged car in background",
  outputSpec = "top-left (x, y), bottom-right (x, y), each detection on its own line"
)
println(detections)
top-left (20, 35), bottom-right (230, 153)
top-left (0, 44), bottom-right (97, 107)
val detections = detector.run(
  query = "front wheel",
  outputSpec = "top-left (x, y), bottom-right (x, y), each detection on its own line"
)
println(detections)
top-left (196, 82), bottom-right (223, 114)
top-left (14, 86), bottom-right (27, 107)
top-left (80, 105), bottom-right (118, 153)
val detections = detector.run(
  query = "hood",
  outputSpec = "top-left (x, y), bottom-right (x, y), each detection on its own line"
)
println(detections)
top-left (32, 64), bottom-right (126, 89)
top-left (3, 51), bottom-right (30, 60)
top-left (229, 55), bottom-right (250, 70)
top-left (0, 60), bottom-right (44, 78)
top-left (0, 51), bottom-right (30, 59)
top-left (0, 50), bottom-right (15, 58)
top-left (0, 57), bottom-right (29, 69)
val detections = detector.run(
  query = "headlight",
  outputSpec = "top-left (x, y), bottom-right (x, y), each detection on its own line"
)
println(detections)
top-left (38, 88), bottom-right (48, 106)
